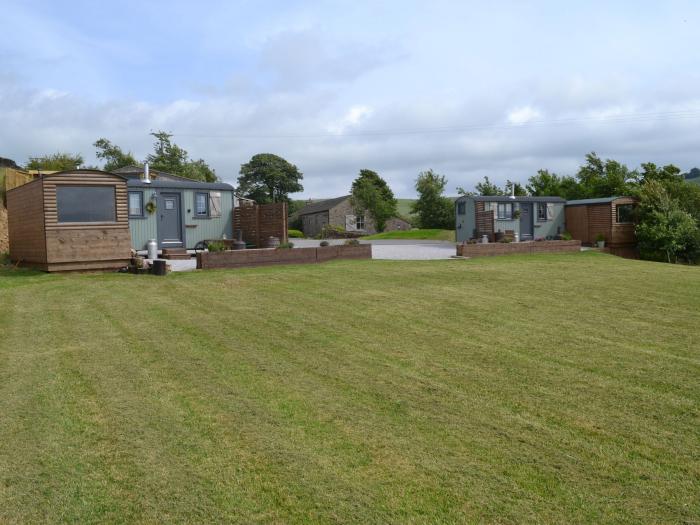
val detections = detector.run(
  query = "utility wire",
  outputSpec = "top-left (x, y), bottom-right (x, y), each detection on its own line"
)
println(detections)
top-left (172, 109), bottom-right (700, 140)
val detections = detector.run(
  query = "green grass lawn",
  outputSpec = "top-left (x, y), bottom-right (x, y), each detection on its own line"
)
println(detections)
top-left (361, 228), bottom-right (455, 241)
top-left (1, 254), bottom-right (699, 523)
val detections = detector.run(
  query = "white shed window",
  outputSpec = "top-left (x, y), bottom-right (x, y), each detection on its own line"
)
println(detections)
top-left (356, 215), bottom-right (365, 230)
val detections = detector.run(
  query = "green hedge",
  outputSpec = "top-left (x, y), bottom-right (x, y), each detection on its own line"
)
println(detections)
top-left (288, 229), bottom-right (305, 238)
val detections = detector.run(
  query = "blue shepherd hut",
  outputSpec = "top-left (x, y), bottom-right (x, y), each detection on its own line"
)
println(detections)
top-left (115, 165), bottom-right (235, 250)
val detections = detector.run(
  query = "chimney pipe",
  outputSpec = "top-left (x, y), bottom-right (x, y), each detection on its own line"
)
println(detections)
top-left (144, 162), bottom-right (151, 184)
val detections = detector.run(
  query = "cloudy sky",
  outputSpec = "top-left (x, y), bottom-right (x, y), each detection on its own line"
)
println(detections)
top-left (2, 0), bottom-right (699, 197)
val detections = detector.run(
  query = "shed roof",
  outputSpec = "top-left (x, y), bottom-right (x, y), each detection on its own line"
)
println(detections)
top-left (41, 169), bottom-right (127, 180)
top-left (112, 165), bottom-right (194, 182)
top-left (128, 179), bottom-right (234, 191)
top-left (297, 195), bottom-right (350, 215)
top-left (459, 195), bottom-right (566, 203)
top-left (565, 196), bottom-right (632, 206)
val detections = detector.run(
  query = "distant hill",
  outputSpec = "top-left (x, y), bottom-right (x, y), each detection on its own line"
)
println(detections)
top-left (396, 199), bottom-right (416, 220)
top-left (688, 177), bottom-right (700, 186)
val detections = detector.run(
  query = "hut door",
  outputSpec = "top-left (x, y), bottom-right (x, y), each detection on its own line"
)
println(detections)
top-left (519, 203), bottom-right (533, 240)
top-left (158, 192), bottom-right (184, 248)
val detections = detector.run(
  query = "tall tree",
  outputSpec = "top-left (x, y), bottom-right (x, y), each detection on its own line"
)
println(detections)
top-left (26, 152), bottom-right (84, 171)
top-left (636, 181), bottom-right (700, 263)
top-left (146, 131), bottom-right (217, 182)
top-left (411, 169), bottom-right (453, 229)
top-left (238, 153), bottom-right (303, 203)
top-left (526, 169), bottom-right (580, 199)
top-left (474, 176), bottom-right (504, 196)
top-left (504, 180), bottom-right (527, 196)
top-left (350, 169), bottom-right (397, 232)
top-left (575, 152), bottom-right (636, 198)
top-left (93, 138), bottom-right (138, 172)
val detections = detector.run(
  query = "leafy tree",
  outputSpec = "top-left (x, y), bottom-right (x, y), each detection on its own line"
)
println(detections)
top-left (94, 138), bottom-right (138, 172)
top-left (238, 153), bottom-right (303, 203)
top-left (526, 169), bottom-right (580, 199)
top-left (350, 169), bottom-right (397, 232)
top-left (474, 176), bottom-right (504, 196)
top-left (146, 131), bottom-right (217, 182)
top-left (504, 180), bottom-right (527, 196)
top-left (575, 152), bottom-right (636, 198)
top-left (636, 181), bottom-right (700, 263)
top-left (412, 169), bottom-right (454, 229)
top-left (455, 186), bottom-right (476, 196)
top-left (683, 167), bottom-right (700, 180)
top-left (26, 152), bottom-right (84, 171)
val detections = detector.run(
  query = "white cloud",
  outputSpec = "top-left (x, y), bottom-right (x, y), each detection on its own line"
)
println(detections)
top-left (507, 106), bottom-right (541, 125)
top-left (326, 105), bottom-right (373, 134)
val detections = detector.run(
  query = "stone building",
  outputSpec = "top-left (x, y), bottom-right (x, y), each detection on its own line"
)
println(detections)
top-left (296, 195), bottom-right (412, 237)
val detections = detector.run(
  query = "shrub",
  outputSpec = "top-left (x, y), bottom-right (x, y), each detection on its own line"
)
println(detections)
top-left (561, 231), bottom-right (573, 241)
top-left (344, 239), bottom-right (360, 246)
top-left (1, 252), bottom-right (10, 265)
top-left (319, 240), bottom-right (330, 247)
top-left (207, 241), bottom-right (226, 252)
top-left (288, 229), bottom-right (304, 238)
top-left (277, 242), bottom-right (295, 249)
top-left (595, 233), bottom-right (606, 242)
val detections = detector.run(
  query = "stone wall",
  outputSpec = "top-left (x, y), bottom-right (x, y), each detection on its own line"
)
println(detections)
top-left (457, 240), bottom-right (581, 258)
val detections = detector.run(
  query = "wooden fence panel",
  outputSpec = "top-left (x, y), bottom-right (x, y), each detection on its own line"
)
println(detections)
top-left (475, 210), bottom-right (494, 240)
top-left (233, 202), bottom-right (288, 247)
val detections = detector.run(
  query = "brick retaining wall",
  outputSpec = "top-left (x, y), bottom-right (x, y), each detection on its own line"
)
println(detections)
top-left (197, 244), bottom-right (372, 269)
top-left (457, 240), bottom-right (581, 258)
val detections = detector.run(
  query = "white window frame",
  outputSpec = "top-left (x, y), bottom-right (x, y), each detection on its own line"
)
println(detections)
top-left (128, 191), bottom-right (144, 218)
top-left (194, 192), bottom-right (209, 217)
top-left (355, 214), bottom-right (365, 230)
top-left (496, 202), bottom-right (513, 220)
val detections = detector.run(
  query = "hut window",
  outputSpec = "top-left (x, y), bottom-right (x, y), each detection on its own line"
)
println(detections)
top-left (195, 192), bottom-right (209, 217)
top-left (617, 204), bottom-right (634, 223)
top-left (356, 215), bottom-right (365, 230)
top-left (457, 201), bottom-right (466, 215)
top-left (537, 202), bottom-right (554, 221)
top-left (497, 203), bottom-right (513, 220)
top-left (56, 186), bottom-right (116, 223)
top-left (128, 191), bottom-right (144, 217)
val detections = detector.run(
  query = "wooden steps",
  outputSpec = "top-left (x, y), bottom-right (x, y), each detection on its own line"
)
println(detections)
top-left (161, 248), bottom-right (191, 260)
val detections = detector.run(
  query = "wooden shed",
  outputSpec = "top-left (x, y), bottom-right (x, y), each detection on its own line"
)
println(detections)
top-left (565, 196), bottom-right (638, 253)
top-left (7, 170), bottom-right (132, 271)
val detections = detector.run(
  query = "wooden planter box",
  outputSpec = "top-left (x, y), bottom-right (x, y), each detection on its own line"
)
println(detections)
top-left (457, 240), bottom-right (581, 258)
top-left (197, 244), bottom-right (372, 270)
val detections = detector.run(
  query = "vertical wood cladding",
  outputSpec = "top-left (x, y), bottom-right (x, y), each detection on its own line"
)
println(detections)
top-left (7, 179), bottom-right (47, 264)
